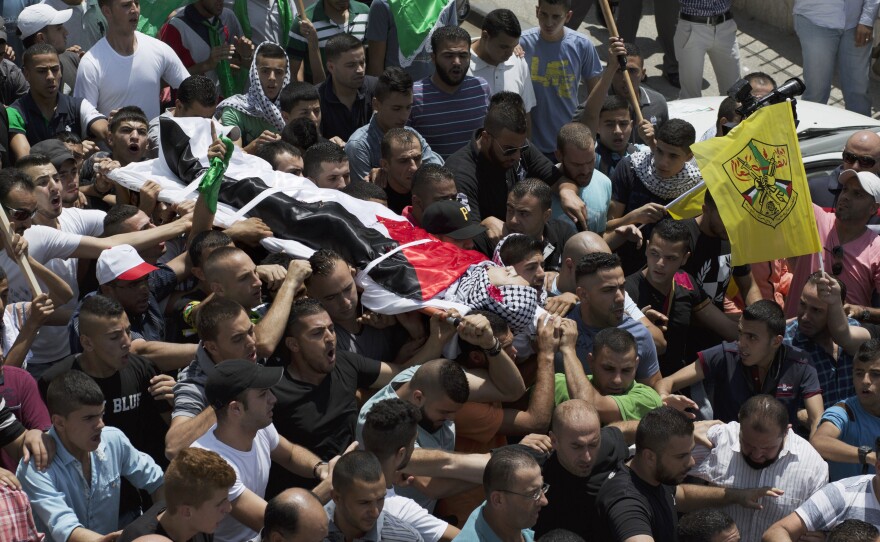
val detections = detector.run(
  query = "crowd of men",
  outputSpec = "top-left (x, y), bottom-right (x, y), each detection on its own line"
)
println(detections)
top-left (0, 0), bottom-right (879, 541)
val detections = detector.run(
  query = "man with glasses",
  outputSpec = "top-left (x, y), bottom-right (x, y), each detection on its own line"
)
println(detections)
top-left (785, 169), bottom-right (880, 319)
top-left (808, 130), bottom-right (880, 225)
top-left (454, 447), bottom-right (548, 542)
top-left (445, 99), bottom-right (563, 231)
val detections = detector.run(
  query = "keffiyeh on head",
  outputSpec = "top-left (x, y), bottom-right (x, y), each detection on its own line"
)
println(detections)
top-left (216, 42), bottom-right (290, 132)
top-left (453, 261), bottom-right (539, 335)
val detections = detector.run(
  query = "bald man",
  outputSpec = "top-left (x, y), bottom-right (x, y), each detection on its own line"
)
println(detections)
top-left (547, 232), bottom-right (666, 353)
top-left (258, 488), bottom-right (329, 542)
top-left (520, 400), bottom-right (629, 540)
top-left (808, 130), bottom-right (880, 228)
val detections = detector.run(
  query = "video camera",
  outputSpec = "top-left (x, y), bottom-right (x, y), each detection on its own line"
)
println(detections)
top-left (728, 77), bottom-right (806, 119)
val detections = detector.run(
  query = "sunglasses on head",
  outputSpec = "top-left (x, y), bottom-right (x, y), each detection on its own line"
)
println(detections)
top-left (831, 245), bottom-right (844, 276)
top-left (3, 205), bottom-right (36, 222)
top-left (843, 150), bottom-right (877, 169)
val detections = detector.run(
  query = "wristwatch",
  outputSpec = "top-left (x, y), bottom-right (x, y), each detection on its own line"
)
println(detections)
top-left (483, 337), bottom-right (502, 357)
top-left (861, 308), bottom-right (872, 322)
top-left (859, 445), bottom-right (872, 474)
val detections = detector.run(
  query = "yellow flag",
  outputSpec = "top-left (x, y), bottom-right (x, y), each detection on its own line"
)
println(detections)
top-left (690, 103), bottom-right (821, 266)
top-left (666, 181), bottom-right (707, 220)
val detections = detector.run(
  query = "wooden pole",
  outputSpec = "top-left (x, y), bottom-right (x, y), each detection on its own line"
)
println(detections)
top-left (294, 0), bottom-right (308, 20)
top-left (596, 0), bottom-right (644, 125)
top-left (0, 211), bottom-right (43, 297)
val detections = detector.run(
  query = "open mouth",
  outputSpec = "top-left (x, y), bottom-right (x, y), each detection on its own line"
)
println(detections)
top-left (326, 347), bottom-right (336, 365)
top-left (50, 194), bottom-right (62, 208)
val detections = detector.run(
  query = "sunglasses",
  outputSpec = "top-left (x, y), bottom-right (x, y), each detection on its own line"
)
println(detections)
top-left (491, 137), bottom-right (529, 157)
top-left (843, 150), bottom-right (877, 169)
top-left (3, 205), bottom-right (36, 221)
top-left (831, 245), bottom-right (844, 276)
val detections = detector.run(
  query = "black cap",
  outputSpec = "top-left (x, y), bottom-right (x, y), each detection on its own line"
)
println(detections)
top-left (422, 200), bottom-right (486, 240)
top-left (31, 139), bottom-right (75, 169)
top-left (206, 360), bottom-right (283, 409)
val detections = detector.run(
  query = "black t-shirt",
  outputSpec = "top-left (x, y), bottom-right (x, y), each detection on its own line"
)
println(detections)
top-left (542, 219), bottom-right (577, 273)
top-left (596, 462), bottom-right (678, 542)
top-left (625, 270), bottom-right (708, 376)
top-left (385, 186), bottom-right (412, 215)
top-left (533, 426), bottom-right (628, 540)
top-left (446, 132), bottom-right (562, 222)
top-left (119, 503), bottom-right (212, 542)
top-left (266, 351), bottom-right (380, 498)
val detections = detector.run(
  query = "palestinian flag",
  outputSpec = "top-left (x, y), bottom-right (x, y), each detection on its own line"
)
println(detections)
top-left (389, 0), bottom-right (457, 68)
top-left (110, 117), bottom-right (485, 314)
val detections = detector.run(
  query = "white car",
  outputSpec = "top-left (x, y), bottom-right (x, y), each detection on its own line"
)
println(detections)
top-left (668, 97), bottom-right (880, 182)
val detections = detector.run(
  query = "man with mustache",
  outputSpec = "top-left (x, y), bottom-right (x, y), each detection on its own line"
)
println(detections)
top-left (688, 395), bottom-right (828, 541)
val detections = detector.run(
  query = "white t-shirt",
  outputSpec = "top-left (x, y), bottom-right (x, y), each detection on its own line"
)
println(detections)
top-left (468, 49), bottom-right (537, 113)
top-left (74, 32), bottom-right (189, 119)
top-left (7, 225), bottom-right (82, 305)
top-left (24, 209), bottom-right (106, 364)
top-left (385, 487), bottom-right (448, 542)
top-left (192, 423), bottom-right (280, 542)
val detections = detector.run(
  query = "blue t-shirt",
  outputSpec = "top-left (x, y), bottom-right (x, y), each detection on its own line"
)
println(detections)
top-left (454, 502), bottom-right (536, 542)
top-left (821, 396), bottom-right (880, 481)
top-left (564, 305), bottom-right (660, 381)
top-left (520, 27), bottom-right (603, 153)
top-left (550, 167), bottom-right (613, 234)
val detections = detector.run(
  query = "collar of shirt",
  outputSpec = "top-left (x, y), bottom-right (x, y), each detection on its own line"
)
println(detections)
top-left (320, 74), bottom-right (368, 106)
top-left (50, 425), bottom-right (105, 467)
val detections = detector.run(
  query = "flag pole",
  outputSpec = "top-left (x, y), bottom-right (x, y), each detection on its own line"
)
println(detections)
top-left (0, 211), bottom-right (42, 297)
top-left (818, 249), bottom-right (825, 273)
top-left (294, 0), bottom-right (308, 20)
top-left (596, 0), bottom-right (644, 124)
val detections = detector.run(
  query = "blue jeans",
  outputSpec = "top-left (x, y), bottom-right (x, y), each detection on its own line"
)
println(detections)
top-left (794, 14), bottom-right (872, 115)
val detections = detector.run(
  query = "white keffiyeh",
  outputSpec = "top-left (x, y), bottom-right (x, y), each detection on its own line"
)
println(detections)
top-left (216, 42), bottom-right (290, 132)
top-left (630, 149), bottom-right (702, 200)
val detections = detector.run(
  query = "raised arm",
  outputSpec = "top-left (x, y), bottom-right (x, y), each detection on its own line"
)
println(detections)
top-left (459, 314), bottom-right (526, 403)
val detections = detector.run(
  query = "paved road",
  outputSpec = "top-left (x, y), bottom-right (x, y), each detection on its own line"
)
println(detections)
top-left (465, 0), bottom-right (880, 117)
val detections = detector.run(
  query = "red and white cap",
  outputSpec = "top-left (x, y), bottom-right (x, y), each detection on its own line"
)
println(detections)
top-left (96, 245), bottom-right (158, 285)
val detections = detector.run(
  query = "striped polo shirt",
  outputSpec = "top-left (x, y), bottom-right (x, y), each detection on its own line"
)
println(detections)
top-left (287, 0), bottom-right (369, 81)
top-left (408, 75), bottom-right (490, 159)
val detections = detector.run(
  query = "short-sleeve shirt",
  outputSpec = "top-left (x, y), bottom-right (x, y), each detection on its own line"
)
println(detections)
top-left (345, 114), bottom-right (443, 182)
top-left (266, 351), bottom-right (380, 499)
top-left (468, 49), bottom-right (537, 112)
top-left (219, 107), bottom-right (277, 146)
top-left (784, 318), bottom-right (857, 408)
top-left (697, 342), bottom-right (822, 425)
top-left (550, 167), bottom-right (612, 234)
top-left (625, 270), bottom-right (710, 376)
top-left (192, 423), bottom-right (280, 542)
top-left (795, 475), bottom-right (880, 531)
top-left (554, 373), bottom-right (662, 420)
top-left (408, 76), bottom-right (490, 160)
top-left (317, 74), bottom-right (377, 141)
top-left (596, 462), bottom-right (678, 542)
top-left (519, 27), bottom-right (602, 154)
top-left (564, 305), bottom-right (660, 382)
top-left (820, 396), bottom-right (880, 481)
top-left (0, 366), bottom-right (49, 472)
top-left (9, 92), bottom-right (105, 145)
top-left (287, 0), bottom-right (370, 82)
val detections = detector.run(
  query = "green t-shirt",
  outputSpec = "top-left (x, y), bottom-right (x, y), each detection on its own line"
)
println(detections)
top-left (219, 107), bottom-right (276, 146)
top-left (554, 373), bottom-right (662, 421)
top-left (287, 0), bottom-right (370, 82)
top-left (6, 107), bottom-right (24, 133)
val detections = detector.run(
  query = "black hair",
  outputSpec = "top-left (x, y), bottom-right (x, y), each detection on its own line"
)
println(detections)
top-left (593, 327), bottom-right (637, 358)
top-left (738, 394), bottom-right (788, 435)
top-left (655, 118), bottom-right (696, 150)
top-left (510, 178), bottom-right (552, 211)
top-left (678, 509), bottom-right (736, 542)
top-left (538, 530), bottom-right (586, 542)
top-left (623, 42), bottom-right (641, 58)
top-left (483, 447), bottom-right (539, 496)
top-left (381, 128), bottom-right (419, 161)
top-left (635, 406), bottom-right (694, 454)
top-left (411, 164), bottom-right (455, 201)
top-left (538, 0), bottom-right (572, 8)
top-left (47, 370), bottom-right (105, 417)
top-left (325, 33), bottom-right (363, 62)
top-left (718, 96), bottom-right (739, 122)
top-left (303, 142), bottom-right (348, 180)
top-left (482, 9), bottom-right (521, 38)
top-left (252, 140), bottom-right (302, 171)
top-left (343, 180), bottom-right (388, 203)
top-left (489, 91), bottom-right (526, 113)
top-left (285, 297), bottom-right (328, 336)
top-left (430, 25), bottom-right (471, 53)
top-left (101, 204), bottom-right (140, 237)
top-left (280, 81), bottom-right (320, 114)
top-left (499, 234), bottom-right (543, 267)
top-left (22, 43), bottom-right (57, 68)
top-left (178, 75), bottom-right (218, 108)
top-left (256, 43), bottom-right (287, 60)
top-left (109, 106), bottom-right (148, 133)
top-left (742, 299), bottom-right (786, 337)
top-left (282, 117), bottom-right (321, 152)
top-left (196, 297), bottom-right (247, 343)
top-left (410, 359), bottom-right (470, 404)
top-left (600, 94), bottom-right (631, 115)
top-left (556, 122), bottom-right (594, 151)
top-left (80, 294), bottom-right (125, 321)
top-left (0, 168), bottom-right (35, 205)
top-left (484, 100), bottom-right (527, 136)
top-left (574, 252), bottom-right (621, 282)
top-left (856, 338), bottom-right (880, 364)
top-left (308, 248), bottom-right (346, 279)
top-left (55, 131), bottom-right (82, 145)
top-left (189, 230), bottom-right (233, 268)
top-left (650, 218), bottom-right (692, 249)
top-left (16, 153), bottom-right (52, 172)
top-left (744, 71), bottom-right (778, 89)
top-left (827, 520), bottom-right (880, 542)
top-left (807, 270), bottom-right (847, 303)
top-left (332, 450), bottom-right (383, 493)
top-left (362, 398), bottom-right (421, 462)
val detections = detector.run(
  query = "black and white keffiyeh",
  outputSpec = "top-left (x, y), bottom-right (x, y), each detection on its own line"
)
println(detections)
top-left (492, 234), bottom-right (548, 307)
top-left (452, 261), bottom-right (539, 335)
top-left (215, 42), bottom-right (290, 132)
top-left (630, 149), bottom-right (702, 200)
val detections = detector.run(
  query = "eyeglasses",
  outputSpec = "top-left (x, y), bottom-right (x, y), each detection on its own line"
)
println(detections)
top-left (499, 482), bottom-right (549, 501)
top-left (2, 205), bottom-right (36, 221)
top-left (490, 136), bottom-right (529, 157)
top-left (843, 150), bottom-right (877, 169)
top-left (831, 245), bottom-right (844, 276)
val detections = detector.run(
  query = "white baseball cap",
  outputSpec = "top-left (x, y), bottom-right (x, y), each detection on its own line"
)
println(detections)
top-left (839, 169), bottom-right (880, 203)
top-left (96, 245), bottom-right (158, 285)
top-left (17, 4), bottom-right (72, 40)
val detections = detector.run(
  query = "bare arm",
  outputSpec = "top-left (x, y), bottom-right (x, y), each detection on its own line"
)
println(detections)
top-left (804, 394), bottom-right (824, 437)
top-left (458, 314), bottom-right (525, 403)
top-left (675, 484), bottom-right (783, 513)
top-left (815, 273), bottom-right (872, 355)
top-left (129, 339), bottom-right (197, 371)
top-left (28, 257), bottom-right (73, 306)
top-left (734, 272), bottom-right (763, 306)
top-left (366, 40), bottom-right (386, 76)
top-left (73, 215), bottom-right (191, 259)
top-left (270, 436), bottom-right (323, 480)
top-left (164, 409), bottom-right (216, 459)
top-left (657, 360), bottom-right (704, 396)
top-left (810, 420), bottom-right (874, 464)
top-left (576, 51), bottom-right (617, 133)
top-left (693, 302), bottom-right (739, 342)
top-left (254, 261), bottom-right (310, 358)
top-left (230, 488), bottom-right (268, 532)
top-left (9, 133), bottom-right (29, 164)
top-left (762, 513), bottom-right (808, 542)
top-left (406, 449), bottom-right (490, 484)
top-left (499, 320), bottom-right (557, 435)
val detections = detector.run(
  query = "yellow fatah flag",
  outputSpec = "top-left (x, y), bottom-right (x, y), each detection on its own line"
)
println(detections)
top-left (666, 181), bottom-right (707, 220)
top-left (690, 102), bottom-right (821, 266)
